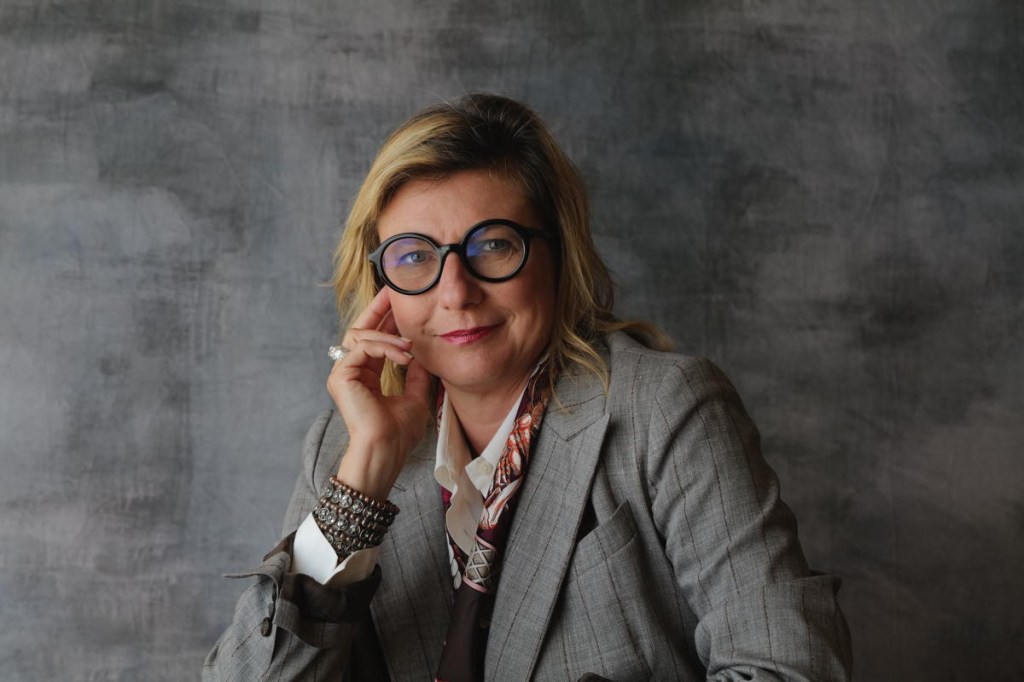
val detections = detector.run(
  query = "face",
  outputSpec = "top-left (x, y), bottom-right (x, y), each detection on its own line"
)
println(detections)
top-left (376, 169), bottom-right (557, 400)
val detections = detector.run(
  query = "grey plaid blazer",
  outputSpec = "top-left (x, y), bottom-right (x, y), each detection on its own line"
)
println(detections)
top-left (204, 332), bottom-right (852, 681)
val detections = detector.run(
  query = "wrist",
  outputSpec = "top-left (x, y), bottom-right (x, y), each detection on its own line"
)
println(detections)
top-left (336, 443), bottom-right (404, 502)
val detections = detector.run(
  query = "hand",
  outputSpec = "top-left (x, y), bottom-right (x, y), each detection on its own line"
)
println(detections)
top-left (327, 288), bottom-right (432, 501)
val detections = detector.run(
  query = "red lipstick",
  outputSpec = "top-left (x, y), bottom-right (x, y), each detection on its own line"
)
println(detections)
top-left (440, 324), bottom-right (499, 345)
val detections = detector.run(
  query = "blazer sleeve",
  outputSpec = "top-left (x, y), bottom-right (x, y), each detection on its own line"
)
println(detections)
top-left (202, 411), bottom-right (389, 682)
top-left (644, 357), bottom-right (853, 681)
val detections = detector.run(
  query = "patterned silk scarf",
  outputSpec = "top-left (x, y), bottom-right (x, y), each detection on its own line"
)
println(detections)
top-left (434, 365), bottom-right (553, 682)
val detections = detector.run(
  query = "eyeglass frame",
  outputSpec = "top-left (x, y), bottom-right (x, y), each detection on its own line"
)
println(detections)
top-left (367, 218), bottom-right (558, 295)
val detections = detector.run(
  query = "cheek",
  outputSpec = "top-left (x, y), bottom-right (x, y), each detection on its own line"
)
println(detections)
top-left (525, 261), bottom-right (558, 320)
top-left (515, 275), bottom-right (557, 336)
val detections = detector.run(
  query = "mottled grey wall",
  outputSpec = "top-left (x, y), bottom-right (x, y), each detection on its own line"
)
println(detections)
top-left (1, 1), bottom-right (1021, 680)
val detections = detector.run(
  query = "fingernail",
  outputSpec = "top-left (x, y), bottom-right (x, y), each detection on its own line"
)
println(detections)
top-left (404, 351), bottom-right (414, 359)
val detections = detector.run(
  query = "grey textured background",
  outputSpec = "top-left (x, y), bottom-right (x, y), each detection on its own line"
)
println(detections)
top-left (1, 1), bottom-right (1021, 680)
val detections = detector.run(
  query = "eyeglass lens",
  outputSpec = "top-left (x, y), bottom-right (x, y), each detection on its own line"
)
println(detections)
top-left (381, 223), bottom-right (527, 292)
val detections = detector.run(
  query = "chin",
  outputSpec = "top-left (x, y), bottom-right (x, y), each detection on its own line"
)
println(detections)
top-left (436, 363), bottom-right (513, 395)
top-left (436, 367), bottom-right (496, 392)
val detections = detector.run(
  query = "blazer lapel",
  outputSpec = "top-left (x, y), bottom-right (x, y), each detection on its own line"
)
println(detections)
top-left (370, 435), bottom-right (452, 680)
top-left (485, 370), bottom-right (610, 681)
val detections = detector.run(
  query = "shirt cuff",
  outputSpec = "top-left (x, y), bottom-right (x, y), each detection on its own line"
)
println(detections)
top-left (291, 513), bottom-right (379, 586)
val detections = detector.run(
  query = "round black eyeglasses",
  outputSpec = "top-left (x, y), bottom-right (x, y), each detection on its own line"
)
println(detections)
top-left (368, 219), bottom-right (556, 295)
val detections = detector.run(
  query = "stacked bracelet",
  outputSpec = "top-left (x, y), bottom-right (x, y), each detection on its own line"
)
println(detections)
top-left (312, 476), bottom-right (399, 558)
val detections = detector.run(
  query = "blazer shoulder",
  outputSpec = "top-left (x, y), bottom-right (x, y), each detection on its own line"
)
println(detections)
top-left (605, 331), bottom-right (735, 403)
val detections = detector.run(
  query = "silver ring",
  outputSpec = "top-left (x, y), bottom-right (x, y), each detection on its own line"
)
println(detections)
top-left (328, 345), bottom-right (349, 361)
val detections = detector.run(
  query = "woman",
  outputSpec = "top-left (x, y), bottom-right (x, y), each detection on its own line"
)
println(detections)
top-left (205, 94), bottom-right (852, 681)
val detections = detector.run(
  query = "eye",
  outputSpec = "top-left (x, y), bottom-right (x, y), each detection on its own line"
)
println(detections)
top-left (383, 237), bottom-right (438, 271)
top-left (479, 238), bottom-right (513, 253)
top-left (396, 249), bottom-right (432, 265)
top-left (467, 224), bottom-right (524, 260)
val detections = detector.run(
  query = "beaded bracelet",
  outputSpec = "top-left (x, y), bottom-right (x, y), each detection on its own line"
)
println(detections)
top-left (313, 508), bottom-right (382, 555)
top-left (323, 476), bottom-right (399, 523)
top-left (312, 476), bottom-right (400, 559)
top-left (319, 498), bottom-right (390, 534)
top-left (316, 500), bottom-right (387, 547)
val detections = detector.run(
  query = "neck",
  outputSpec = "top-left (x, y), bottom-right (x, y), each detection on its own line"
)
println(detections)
top-left (444, 376), bottom-right (531, 455)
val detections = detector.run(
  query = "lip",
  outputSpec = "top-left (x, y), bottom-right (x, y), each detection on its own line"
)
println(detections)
top-left (439, 324), bottom-right (500, 345)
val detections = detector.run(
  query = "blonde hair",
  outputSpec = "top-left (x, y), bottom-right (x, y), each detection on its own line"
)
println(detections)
top-left (331, 93), bottom-right (671, 396)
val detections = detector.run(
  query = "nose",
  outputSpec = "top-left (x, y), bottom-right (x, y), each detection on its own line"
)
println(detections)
top-left (435, 251), bottom-right (481, 309)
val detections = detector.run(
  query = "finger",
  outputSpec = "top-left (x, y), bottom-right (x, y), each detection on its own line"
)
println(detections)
top-left (329, 364), bottom-right (385, 394)
top-left (350, 287), bottom-right (393, 332)
top-left (376, 308), bottom-right (401, 336)
top-left (329, 352), bottom-right (397, 387)
top-left (336, 338), bottom-right (414, 368)
top-left (344, 327), bottom-right (411, 351)
top-left (379, 288), bottom-right (407, 337)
